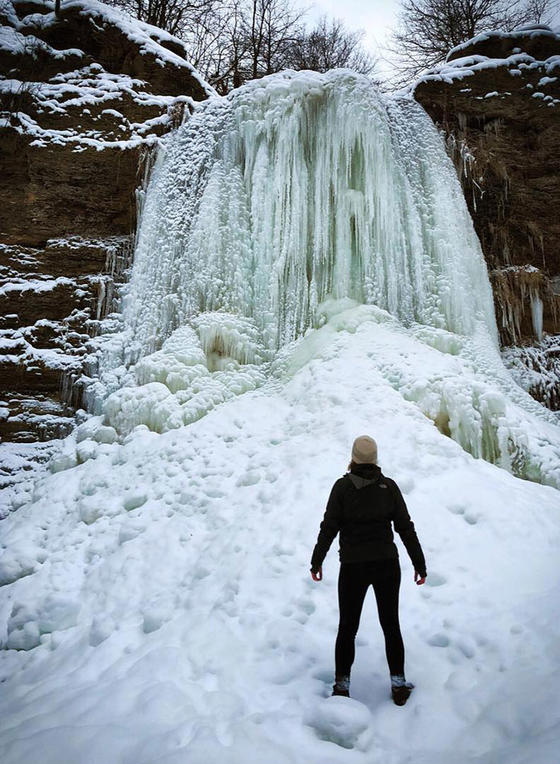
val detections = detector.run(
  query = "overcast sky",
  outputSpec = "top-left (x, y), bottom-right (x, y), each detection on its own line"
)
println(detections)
top-left (307, 0), bottom-right (400, 48)
top-left (306, 0), bottom-right (400, 77)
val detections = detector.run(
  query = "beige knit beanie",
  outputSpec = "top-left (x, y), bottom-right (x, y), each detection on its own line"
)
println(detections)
top-left (351, 435), bottom-right (378, 465)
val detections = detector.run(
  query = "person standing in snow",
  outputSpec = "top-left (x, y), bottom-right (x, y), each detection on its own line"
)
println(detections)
top-left (310, 435), bottom-right (427, 705)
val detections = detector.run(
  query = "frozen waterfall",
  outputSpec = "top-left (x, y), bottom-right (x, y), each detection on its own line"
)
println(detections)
top-left (123, 70), bottom-right (498, 357)
top-left (92, 69), bottom-right (560, 487)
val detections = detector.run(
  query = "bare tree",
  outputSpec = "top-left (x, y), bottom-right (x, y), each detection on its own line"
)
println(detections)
top-left (180, 0), bottom-right (247, 92)
top-left (183, 0), bottom-right (307, 89)
top-left (287, 16), bottom-right (377, 76)
top-left (106, 0), bottom-right (245, 92)
top-left (106, 0), bottom-right (213, 37)
top-left (389, 0), bottom-right (558, 84)
top-left (107, 0), bottom-right (378, 92)
top-left (247, 0), bottom-right (305, 78)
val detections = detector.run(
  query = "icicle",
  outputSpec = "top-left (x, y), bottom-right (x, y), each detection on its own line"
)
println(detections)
top-left (491, 265), bottom-right (546, 344)
top-left (96, 278), bottom-right (106, 322)
top-left (531, 292), bottom-right (544, 340)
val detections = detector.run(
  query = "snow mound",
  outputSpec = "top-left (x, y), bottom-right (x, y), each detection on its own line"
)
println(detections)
top-left (88, 302), bottom-right (560, 487)
top-left (101, 319), bottom-right (267, 434)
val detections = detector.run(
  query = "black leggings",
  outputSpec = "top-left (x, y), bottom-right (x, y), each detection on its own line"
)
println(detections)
top-left (335, 558), bottom-right (404, 678)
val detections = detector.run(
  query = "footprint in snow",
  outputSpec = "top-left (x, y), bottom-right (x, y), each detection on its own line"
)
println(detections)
top-left (455, 638), bottom-right (476, 659)
top-left (447, 503), bottom-right (466, 515)
top-left (204, 488), bottom-right (226, 499)
top-left (425, 572), bottom-right (447, 587)
top-left (298, 598), bottom-right (316, 616)
top-left (463, 512), bottom-right (479, 525)
top-left (427, 633), bottom-right (450, 648)
top-left (235, 471), bottom-right (260, 487)
top-left (305, 697), bottom-right (372, 750)
top-left (123, 492), bottom-right (147, 511)
top-left (312, 668), bottom-right (334, 685)
top-left (283, 598), bottom-right (316, 624)
top-left (448, 503), bottom-right (479, 525)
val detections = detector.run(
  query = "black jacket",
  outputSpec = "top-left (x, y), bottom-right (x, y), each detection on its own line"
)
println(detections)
top-left (310, 464), bottom-right (427, 577)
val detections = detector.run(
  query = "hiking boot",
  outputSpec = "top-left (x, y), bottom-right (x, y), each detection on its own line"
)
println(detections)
top-left (390, 675), bottom-right (414, 706)
top-left (391, 684), bottom-right (413, 705)
top-left (332, 675), bottom-right (350, 697)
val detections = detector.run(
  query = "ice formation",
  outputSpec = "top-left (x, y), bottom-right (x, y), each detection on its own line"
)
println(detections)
top-left (503, 334), bottom-right (560, 411)
top-left (491, 265), bottom-right (548, 344)
top-left (122, 70), bottom-right (497, 354)
top-left (93, 70), bottom-right (560, 486)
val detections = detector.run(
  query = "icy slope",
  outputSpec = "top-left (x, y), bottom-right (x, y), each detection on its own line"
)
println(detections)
top-left (1, 313), bottom-right (560, 763)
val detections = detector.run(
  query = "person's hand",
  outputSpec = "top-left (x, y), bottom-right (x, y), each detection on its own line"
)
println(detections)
top-left (311, 567), bottom-right (322, 581)
top-left (414, 571), bottom-right (426, 585)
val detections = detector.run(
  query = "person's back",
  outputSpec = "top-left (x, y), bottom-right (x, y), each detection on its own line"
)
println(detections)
top-left (310, 436), bottom-right (427, 705)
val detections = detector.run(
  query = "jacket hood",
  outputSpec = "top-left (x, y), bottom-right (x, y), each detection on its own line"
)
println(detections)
top-left (347, 463), bottom-right (382, 489)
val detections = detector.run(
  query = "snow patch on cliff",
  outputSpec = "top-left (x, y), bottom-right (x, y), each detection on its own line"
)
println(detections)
top-left (0, 0), bottom-right (214, 150)
top-left (414, 24), bottom-right (560, 106)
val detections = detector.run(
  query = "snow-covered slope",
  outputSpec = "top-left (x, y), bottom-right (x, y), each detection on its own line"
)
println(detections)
top-left (1, 312), bottom-right (560, 763)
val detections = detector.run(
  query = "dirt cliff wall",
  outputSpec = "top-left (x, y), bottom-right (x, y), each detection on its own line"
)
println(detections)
top-left (414, 25), bottom-right (560, 408)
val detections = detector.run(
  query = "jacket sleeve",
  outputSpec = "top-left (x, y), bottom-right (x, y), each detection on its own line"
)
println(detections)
top-left (389, 480), bottom-right (427, 578)
top-left (310, 480), bottom-right (343, 572)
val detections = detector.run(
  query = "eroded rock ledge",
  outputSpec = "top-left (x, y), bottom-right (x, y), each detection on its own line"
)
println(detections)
top-left (414, 25), bottom-right (560, 409)
top-left (0, 0), bottom-right (212, 442)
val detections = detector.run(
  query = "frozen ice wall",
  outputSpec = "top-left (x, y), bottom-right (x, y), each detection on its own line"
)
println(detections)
top-left (123, 70), bottom-right (498, 357)
top-left (91, 69), bottom-right (560, 486)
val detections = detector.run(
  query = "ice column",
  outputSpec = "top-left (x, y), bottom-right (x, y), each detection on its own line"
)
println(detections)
top-left (531, 293), bottom-right (544, 341)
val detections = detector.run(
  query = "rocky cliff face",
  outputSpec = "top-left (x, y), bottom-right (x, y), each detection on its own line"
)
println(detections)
top-left (0, 0), bottom-right (212, 443)
top-left (413, 25), bottom-right (560, 408)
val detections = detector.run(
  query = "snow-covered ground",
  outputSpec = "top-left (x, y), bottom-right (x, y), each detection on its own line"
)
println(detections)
top-left (1, 308), bottom-right (560, 763)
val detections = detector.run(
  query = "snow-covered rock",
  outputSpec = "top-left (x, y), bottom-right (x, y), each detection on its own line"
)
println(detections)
top-left (0, 0), bottom-right (212, 443)
top-left (414, 25), bottom-right (560, 409)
